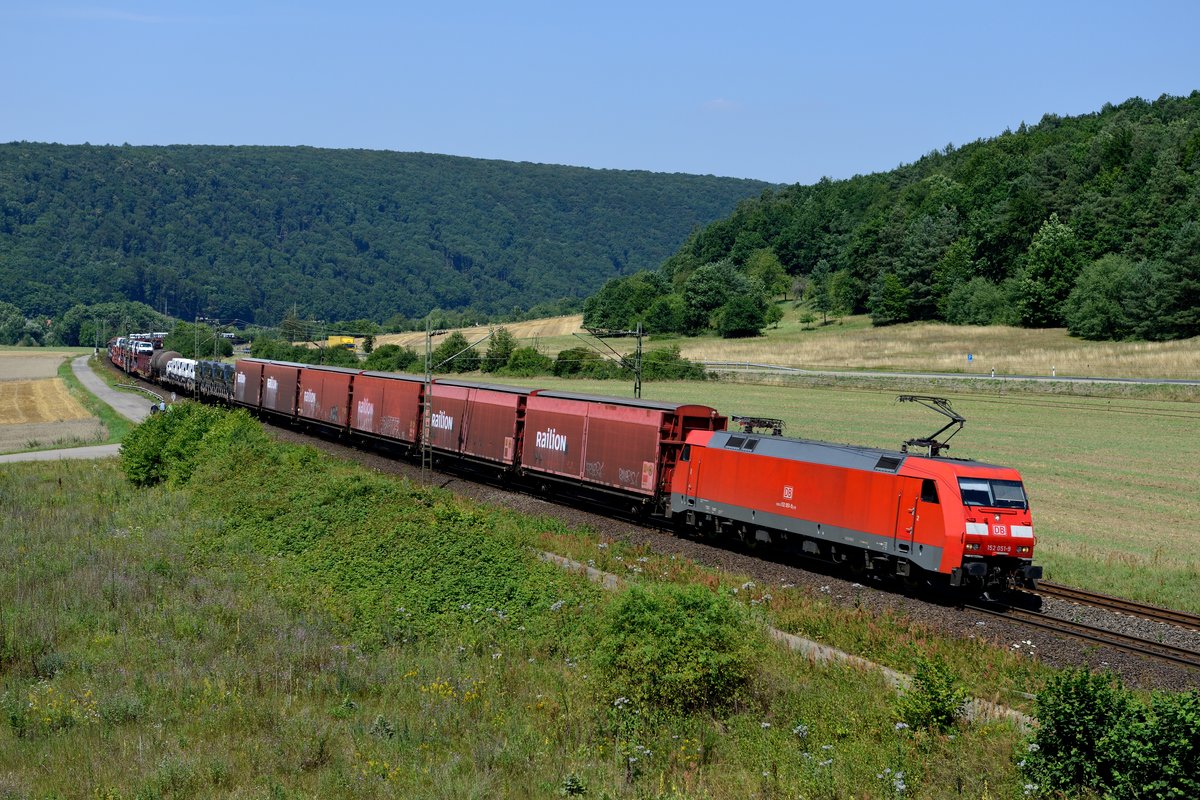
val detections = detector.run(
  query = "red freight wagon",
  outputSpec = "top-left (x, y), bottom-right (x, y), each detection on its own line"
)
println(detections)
top-left (297, 364), bottom-right (360, 429)
top-left (522, 391), bottom-right (725, 499)
top-left (260, 361), bottom-right (305, 417)
top-left (350, 371), bottom-right (425, 444)
top-left (234, 359), bottom-right (267, 407)
top-left (427, 379), bottom-right (531, 465)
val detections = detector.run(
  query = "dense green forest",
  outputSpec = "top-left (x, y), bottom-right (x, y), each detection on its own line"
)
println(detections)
top-left (584, 93), bottom-right (1200, 341)
top-left (0, 143), bottom-right (767, 327)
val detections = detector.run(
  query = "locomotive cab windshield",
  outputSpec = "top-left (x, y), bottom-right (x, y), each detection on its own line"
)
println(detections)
top-left (957, 478), bottom-right (1028, 510)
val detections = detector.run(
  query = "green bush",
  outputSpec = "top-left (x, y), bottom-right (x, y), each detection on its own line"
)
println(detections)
top-left (592, 583), bottom-right (761, 715)
top-left (552, 347), bottom-right (622, 379)
top-left (641, 345), bottom-right (707, 381)
top-left (894, 656), bottom-right (967, 733)
top-left (499, 346), bottom-right (553, 377)
top-left (1021, 668), bottom-right (1159, 797)
top-left (363, 343), bottom-right (419, 372)
top-left (120, 402), bottom-right (216, 487)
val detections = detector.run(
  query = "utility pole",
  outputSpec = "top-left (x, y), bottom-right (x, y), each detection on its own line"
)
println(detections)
top-left (634, 322), bottom-right (643, 400)
top-left (577, 323), bottom-right (644, 399)
top-left (421, 318), bottom-right (433, 480)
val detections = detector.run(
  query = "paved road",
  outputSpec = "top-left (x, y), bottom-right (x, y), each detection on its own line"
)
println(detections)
top-left (0, 356), bottom-right (154, 465)
top-left (0, 443), bottom-right (121, 464)
top-left (71, 354), bottom-right (157, 423)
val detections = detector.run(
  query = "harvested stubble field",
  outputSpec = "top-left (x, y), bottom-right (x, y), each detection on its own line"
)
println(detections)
top-left (376, 314), bottom-right (585, 350)
top-left (497, 373), bottom-right (1200, 614)
top-left (0, 351), bottom-right (103, 453)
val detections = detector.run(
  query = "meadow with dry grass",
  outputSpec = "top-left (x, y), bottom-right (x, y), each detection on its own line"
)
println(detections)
top-left (676, 315), bottom-right (1200, 380)
top-left (397, 309), bottom-right (1200, 379)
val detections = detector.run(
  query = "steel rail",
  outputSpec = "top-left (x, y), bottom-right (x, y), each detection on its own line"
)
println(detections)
top-left (1033, 581), bottom-right (1200, 631)
top-left (967, 603), bottom-right (1200, 671)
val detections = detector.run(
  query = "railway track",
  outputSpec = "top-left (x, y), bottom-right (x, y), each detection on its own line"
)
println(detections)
top-left (1032, 581), bottom-right (1200, 631)
top-left (967, 602), bottom-right (1200, 672)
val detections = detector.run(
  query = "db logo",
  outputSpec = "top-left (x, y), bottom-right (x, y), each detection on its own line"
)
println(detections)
top-left (783, 486), bottom-right (794, 500)
top-left (993, 525), bottom-right (1007, 536)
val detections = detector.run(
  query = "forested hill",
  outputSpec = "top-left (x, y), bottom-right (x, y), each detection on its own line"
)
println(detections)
top-left (0, 143), bottom-right (768, 323)
top-left (629, 93), bottom-right (1199, 341)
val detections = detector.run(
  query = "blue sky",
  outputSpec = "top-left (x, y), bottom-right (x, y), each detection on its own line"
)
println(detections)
top-left (3, 1), bottom-right (1198, 184)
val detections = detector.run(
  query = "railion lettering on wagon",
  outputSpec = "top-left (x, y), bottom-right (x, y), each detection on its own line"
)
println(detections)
top-left (535, 428), bottom-right (568, 453)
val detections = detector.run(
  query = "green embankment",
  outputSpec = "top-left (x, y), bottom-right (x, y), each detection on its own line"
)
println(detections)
top-left (2, 406), bottom-right (1044, 798)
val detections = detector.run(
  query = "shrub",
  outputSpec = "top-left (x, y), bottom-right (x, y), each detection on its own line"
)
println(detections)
top-left (552, 347), bottom-right (622, 379)
top-left (1021, 668), bottom-right (1138, 796)
top-left (641, 346), bottom-right (706, 381)
top-left (894, 656), bottom-right (967, 733)
top-left (120, 402), bottom-right (219, 487)
top-left (592, 583), bottom-right (761, 715)
top-left (430, 331), bottom-right (479, 373)
top-left (499, 346), bottom-right (552, 377)
top-left (363, 343), bottom-right (419, 372)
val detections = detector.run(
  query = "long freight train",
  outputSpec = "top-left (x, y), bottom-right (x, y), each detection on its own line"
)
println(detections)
top-left (108, 339), bottom-right (1042, 595)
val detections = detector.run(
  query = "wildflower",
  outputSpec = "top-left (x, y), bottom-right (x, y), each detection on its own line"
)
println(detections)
top-left (613, 696), bottom-right (630, 708)
top-left (741, 581), bottom-right (756, 591)
top-left (492, 652), bottom-right (501, 660)
top-left (598, 542), bottom-right (608, 549)
top-left (1027, 742), bottom-right (1039, 752)
top-left (1023, 783), bottom-right (1038, 796)
top-left (550, 600), bottom-right (565, 612)
top-left (894, 721), bottom-right (909, 731)
top-left (819, 759), bottom-right (833, 767)
top-left (792, 723), bottom-right (809, 738)
top-left (760, 721), bottom-right (771, 729)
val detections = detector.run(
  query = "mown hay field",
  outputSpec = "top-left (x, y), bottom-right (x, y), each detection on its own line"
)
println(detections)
top-left (497, 373), bottom-right (1200, 613)
top-left (0, 351), bottom-right (103, 453)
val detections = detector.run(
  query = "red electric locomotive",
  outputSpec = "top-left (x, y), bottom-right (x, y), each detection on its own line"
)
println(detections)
top-left (669, 426), bottom-right (1040, 593)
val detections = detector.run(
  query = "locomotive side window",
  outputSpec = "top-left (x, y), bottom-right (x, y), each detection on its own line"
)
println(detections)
top-left (958, 478), bottom-right (1028, 510)
top-left (920, 479), bottom-right (939, 504)
top-left (680, 444), bottom-right (691, 462)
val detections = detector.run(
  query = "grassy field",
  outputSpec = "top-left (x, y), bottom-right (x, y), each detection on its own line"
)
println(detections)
top-left (0, 434), bottom-right (1041, 799)
top-left (493, 373), bottom-right (1200, 614)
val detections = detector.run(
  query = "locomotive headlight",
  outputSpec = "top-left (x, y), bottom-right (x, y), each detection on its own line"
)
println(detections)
top-left (1016, 546), bottom-right (1031, 555)
top-left (965, 543), bottom-right (980, 551)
